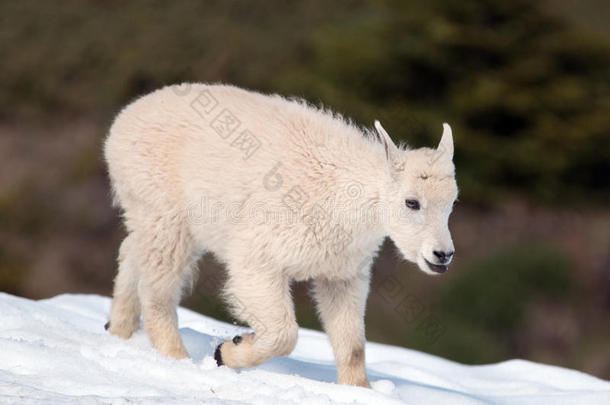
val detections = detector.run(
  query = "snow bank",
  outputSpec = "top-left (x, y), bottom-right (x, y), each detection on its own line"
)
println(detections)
top-left (0, 293), bottom-right (608, 404)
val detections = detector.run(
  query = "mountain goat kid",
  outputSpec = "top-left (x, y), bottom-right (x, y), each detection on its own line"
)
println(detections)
top-left (104, 83), bottom-right (458, 388)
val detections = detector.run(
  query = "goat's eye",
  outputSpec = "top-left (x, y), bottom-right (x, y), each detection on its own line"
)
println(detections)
top-left (405, 199), bottom-right (420, 210)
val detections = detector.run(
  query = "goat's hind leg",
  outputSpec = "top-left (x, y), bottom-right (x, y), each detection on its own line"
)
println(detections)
top-left (107, 233), bottom-right (141, 338)
top-left (136, 222), bottom-right (197, 359)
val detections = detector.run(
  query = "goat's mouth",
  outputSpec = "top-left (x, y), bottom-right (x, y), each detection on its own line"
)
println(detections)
top-left (424, 258), bottom-right (448, 274)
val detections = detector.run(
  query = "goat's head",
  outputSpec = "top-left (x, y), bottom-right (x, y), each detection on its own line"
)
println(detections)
top-left (375, 121), bottom-right (458, 275)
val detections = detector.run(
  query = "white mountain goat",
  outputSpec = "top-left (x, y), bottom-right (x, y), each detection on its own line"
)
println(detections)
top-left (104, 83), bottom-right (458, 388)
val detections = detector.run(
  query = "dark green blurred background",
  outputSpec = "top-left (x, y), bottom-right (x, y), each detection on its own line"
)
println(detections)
top-left (1, 0), bottom-right (609, 378)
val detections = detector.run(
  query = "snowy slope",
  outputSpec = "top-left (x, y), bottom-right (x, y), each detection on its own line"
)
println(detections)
top-left (0, 293), bottom-right (609, 404)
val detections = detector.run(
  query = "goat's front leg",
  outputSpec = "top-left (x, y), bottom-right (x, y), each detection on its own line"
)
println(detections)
top-left (313, 272), bottom-right (371, 388)
top-left (215, 265), bottom-right (298, 368)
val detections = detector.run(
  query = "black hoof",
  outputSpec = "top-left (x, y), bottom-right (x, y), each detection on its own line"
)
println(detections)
top-left (232, 335), bottom-right (243, 345)
top-left (104, 321), bottom-right (110, 331)
top-left (214, 343), bottom-right (224, 366)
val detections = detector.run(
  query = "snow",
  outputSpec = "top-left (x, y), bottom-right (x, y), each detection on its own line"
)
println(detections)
top-left (0, 293), bottom-right (609, 404)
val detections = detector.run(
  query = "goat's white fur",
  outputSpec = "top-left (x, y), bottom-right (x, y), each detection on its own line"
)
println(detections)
top-left (104, 83), bottom-right (458, 388)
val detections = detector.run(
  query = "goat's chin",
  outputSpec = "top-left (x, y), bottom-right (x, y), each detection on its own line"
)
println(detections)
top-left (394, 247), bottom-right (439, 276)
top-left (416, 255), bottom-right (445, 276)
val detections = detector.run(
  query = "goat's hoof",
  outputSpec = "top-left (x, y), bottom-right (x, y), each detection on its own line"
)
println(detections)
top-left (232, 335), bottom-right (243, 345)
top-left (104, 321), bottom-right (110, 331)
top-left (214, 343), bottom-right (224, 366)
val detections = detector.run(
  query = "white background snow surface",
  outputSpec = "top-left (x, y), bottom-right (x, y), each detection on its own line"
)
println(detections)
top-left (1, 293), bottom-right (609, 404)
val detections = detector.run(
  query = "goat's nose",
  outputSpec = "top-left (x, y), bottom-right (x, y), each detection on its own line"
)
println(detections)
top-left (433, 250), bottom-right (454, 264)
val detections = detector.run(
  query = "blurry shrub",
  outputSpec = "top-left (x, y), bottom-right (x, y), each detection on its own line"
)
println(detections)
top-left (0, 183), bottom-right (48, 235)
top-left (426, 241), bottom-right (573, 363)
top-left (405, 318), bottom-right (509, 364)
top-left (0, 246), bottom-right (27, 295)
top-left (67, 145), bottom-right (104, 184)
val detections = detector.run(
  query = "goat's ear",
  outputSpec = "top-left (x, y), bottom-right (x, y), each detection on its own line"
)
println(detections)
top-left (438, 123), bottom-right (454, 160)
top-left (374, 120), bottom-right (403, 170)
